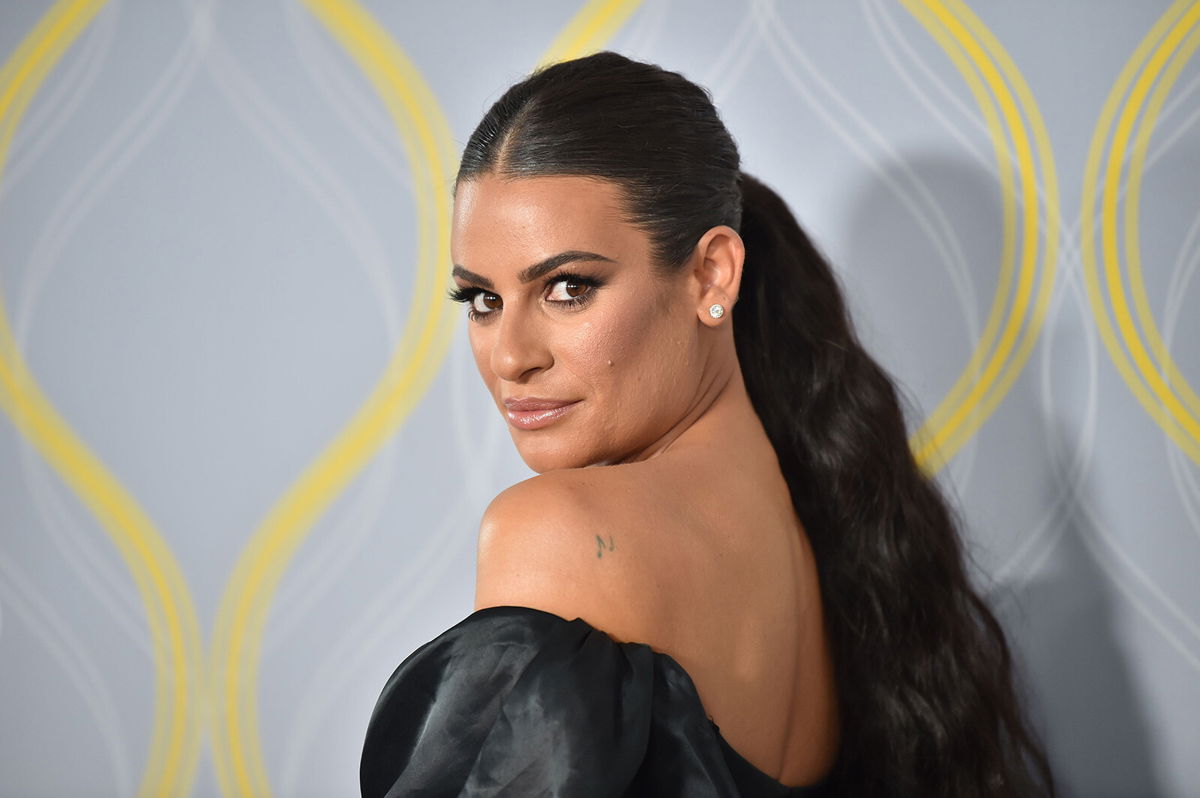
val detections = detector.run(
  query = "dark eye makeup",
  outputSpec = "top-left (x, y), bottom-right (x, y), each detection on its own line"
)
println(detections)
top-left (447, 271), bottom-right (604, 322)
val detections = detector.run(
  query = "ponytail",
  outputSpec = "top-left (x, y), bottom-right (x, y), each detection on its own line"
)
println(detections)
top-left (734, 171), bottom-right (1056, 797)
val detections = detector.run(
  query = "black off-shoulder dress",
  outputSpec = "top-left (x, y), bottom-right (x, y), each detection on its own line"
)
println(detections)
top-left (360, 605), bottom-right (834, 797)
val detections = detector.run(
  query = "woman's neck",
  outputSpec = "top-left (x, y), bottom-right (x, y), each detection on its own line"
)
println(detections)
top-left (614, 349), bottom-right (772, 467)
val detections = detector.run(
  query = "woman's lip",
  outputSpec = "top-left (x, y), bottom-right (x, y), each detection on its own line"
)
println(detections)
top-left (503, 397), bottom-right (576, 411)
top-left (504, 400), bottom-right (581, 430)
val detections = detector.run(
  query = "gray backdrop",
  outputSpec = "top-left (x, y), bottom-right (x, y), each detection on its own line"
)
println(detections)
top-left (1, 1), bottom-right (1197, 796)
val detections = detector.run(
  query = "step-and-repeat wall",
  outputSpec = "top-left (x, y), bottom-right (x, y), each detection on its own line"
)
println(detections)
top-left (1, 2), bottom-right (1197, 796)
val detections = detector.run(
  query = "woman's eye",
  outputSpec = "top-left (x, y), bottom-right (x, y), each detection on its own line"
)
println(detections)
top-left (472, 292), bottom-right (501, 315)
top-left (546, 278), bottom-right (591, 302)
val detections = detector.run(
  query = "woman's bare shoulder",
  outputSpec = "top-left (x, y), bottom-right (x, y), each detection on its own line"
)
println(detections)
top-left (472, 465), bottom-right (679, 644)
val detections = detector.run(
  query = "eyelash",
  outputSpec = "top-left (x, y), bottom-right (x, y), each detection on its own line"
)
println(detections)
top-left (446, 272), bottom-right (602, 322)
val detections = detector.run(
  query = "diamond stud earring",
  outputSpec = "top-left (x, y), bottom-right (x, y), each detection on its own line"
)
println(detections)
top-left (708, 303), bottom-right (725, 319)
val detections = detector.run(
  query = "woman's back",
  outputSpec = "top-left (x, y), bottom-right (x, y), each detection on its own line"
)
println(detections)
top-left (620, 450), bottom-right (840, 787)
top-left (473, 377), bottom-right (840, 788)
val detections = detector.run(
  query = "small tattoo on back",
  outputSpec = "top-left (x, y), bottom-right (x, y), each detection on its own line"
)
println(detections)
top-left (595, 534), bottom-right (615, 558)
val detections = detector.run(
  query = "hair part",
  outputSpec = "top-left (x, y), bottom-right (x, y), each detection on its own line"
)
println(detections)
top-left (457, 52), bottom-right (740, 274)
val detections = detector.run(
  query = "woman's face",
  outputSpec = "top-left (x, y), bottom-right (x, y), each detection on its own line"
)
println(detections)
top-left (450, 174), bottom-right (709, 472)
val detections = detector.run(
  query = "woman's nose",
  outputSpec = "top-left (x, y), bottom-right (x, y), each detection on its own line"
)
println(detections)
top-left (489, 305), bottom-right (552, 382)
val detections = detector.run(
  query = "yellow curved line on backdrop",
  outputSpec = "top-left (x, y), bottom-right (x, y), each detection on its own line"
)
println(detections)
top-left (1112, 4), bottom-right (1200, 453)
top-left (898, 0), bottom-right (1017, 470)
top-left (910, 0), bottom-right (1057, 469)
top-left (0, 2), bottom-right (205, 796)
top-left (1081, 0), bottom-right (1200, 464)
top-left (901, 0), bottom-right (1059, 472)
top-left (929, 0), bottom-right (1060, 463)
top-left (1127, 20), bottom-right (1200, 421)
top-left (208, 1), bottom-right (643, 796)
top-left (205, 3), bottom-right (456, 796)
top-left (1081, 1), bottom-right (1192, 453)
top-left (538, 0), bottom-right (642, 67)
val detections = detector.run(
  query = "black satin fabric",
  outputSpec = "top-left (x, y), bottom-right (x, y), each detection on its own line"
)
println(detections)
top-left (361, 605), bottom-right (834, 797)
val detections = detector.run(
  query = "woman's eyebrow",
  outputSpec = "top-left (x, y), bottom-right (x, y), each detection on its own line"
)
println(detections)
top-left (451, 250), bottom-right (616, 290)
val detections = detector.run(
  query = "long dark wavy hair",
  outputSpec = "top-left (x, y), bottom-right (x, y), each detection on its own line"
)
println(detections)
top-left (455, 51), bottom-right (1056, 797)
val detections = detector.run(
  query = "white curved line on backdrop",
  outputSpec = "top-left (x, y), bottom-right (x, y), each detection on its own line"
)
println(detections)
top-left (704, 7), bottom-right (759, 104)
top-left (449, 340), bottom-right (512, 508)
top-left (1050, 74), bottom-right (1200, 655)
top-left (1077, 505), bottom-right (1200, 672)
top-left (261, 0), bottom-right (419, 638)
top-left (0, 554), bottom-right (133, 797)
top-left (998, 71), bottom-right (1200, 583)
top-left (278, 326), bottom-right (502, 795)
top-left (1026, 245), bottom-right (1200, 673)
top-left (753, 0), bottom-right (984, 493)
top-left (858, 0), bottom-right (1012, 513)
top-left (1070, 317), bottom-right (1200, 662)
top-left (621, 0), bottom-right (672, 56)
top-left (994, 223), bottom-right (1096, 586)
top-left (9, 0), bottom-right (214, 651)
top-left (762, 0), bottom-right (1200, 675)
top-left (1163, 182), bottom-right (1200, 332)
top-left (279, 0), bottom-right (414, 192)
top-left (864, 0), bottom-right (1073, 529)
top-left (266, 7), bottom-right (512, 757)
top-left (866, 9), bottom-right (1102, 548)
top-left (1022, 62), bottom-right (1200, 572)
top-left (22, 444), bottom-right (149, 649)
top-left (759, 0), bottom-right (980, 340)
top-left (192, 0), bottom-right (415, 652)
top-left (1051, 220), bottom-right (1200, 669)
top-left (13, 0), bottom-right (214, 346)
top-left (1167, 443), bottom-right (1200, 551)
top-left (260, 421), bottom-right (399, 651)
top-left (1166, 442), bottom-right (1200, 558)
top-left (196, 3), bottom-right (481, 787)
top-left (1148, 81), bottom-right (1200, 168)
top-left (863, 0), bottom-right (991, 175)
top-left (864, 0), bottom-right (1069, 235)
top-left (17, 6), bottom-right (176, 629)
top-left (0, 0), bottom-right (118, 200)
top-left (8, 0), bottom-right (215, 695)
top-left (865, 0), bottom-right (1200, 229)
top-left (1162, 198), bottom-right (1200, 542)
top-left (1066, 72), bottom-right (1200, 226)
top-left (1036, 43), bottom-right (1200, 578)
top-left (261, 433), bottom-right (398, 653)
top-left (1000, 204), bottom-right (1200, 668)
top-left (277, 499), bottom-right (477, 795)
top-left (1095, 67), bottom-right (1200, 218)
top-left (996, 217), bottom-right (1200, 677)
top-left (2, 4), bottom-right (147, 791)
top-left (1035, 72), bottom-right (1200, 588)
top-left (860, 0), bottom-right (1193, 615)
top-left (195, 6), bottom-right (403, 346)
top-left (790, 0), bottom-right (1199, 666)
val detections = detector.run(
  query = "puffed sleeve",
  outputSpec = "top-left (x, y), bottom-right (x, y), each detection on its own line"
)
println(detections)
top-left (360, 606), bottom-right (657, 798)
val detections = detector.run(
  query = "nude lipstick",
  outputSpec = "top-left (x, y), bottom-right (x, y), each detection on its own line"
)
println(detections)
top-left (503, 397), bottom-right (581, 430)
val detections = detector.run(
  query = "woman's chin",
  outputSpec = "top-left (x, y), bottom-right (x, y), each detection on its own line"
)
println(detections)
top-left (513, 436), bottom-right (601, 473)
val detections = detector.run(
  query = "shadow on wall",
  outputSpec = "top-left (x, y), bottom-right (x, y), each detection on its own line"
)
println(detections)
top-left (1003, 407), bottom-right (1163, 798)
top-left (833, 153), bottom-right (1163, 797)
top-left (831, 153), bottom-right (1006, 405)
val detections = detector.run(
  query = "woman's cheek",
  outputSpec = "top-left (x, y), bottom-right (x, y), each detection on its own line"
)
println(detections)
top-left (570, 316), bottom-right (633, 378)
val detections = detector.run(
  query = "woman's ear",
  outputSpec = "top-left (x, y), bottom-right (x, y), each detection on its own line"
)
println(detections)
top-left (691, 225), bottom-right (745, 326)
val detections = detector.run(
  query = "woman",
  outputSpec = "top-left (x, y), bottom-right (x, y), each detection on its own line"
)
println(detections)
top-left (360, 51), bottom-right (1056, 797)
